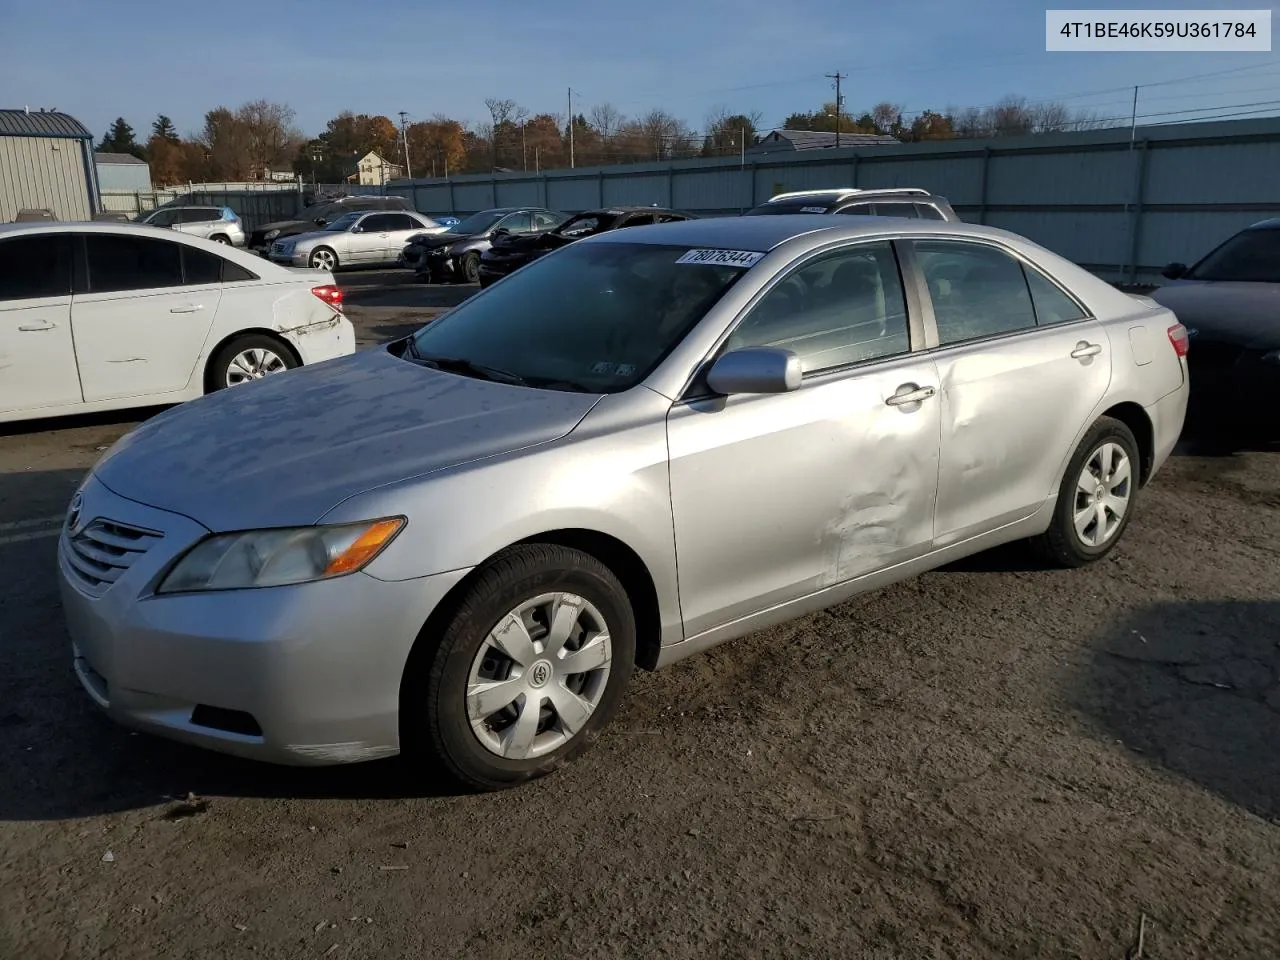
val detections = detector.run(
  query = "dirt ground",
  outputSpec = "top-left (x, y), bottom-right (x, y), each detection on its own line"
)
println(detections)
top-left (2, 284), bottom-right (1278, 959)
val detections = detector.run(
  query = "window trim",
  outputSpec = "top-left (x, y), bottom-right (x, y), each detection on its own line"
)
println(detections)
top-left (677, 236), bottom-right (927, 402)
top-left (903, 235), bottom-right (1095, 354)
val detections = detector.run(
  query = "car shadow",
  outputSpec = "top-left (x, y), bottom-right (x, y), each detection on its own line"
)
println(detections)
top-left (0, 406), bottom-right (164, 440)
top-left (0, 468), bottom-right (465, 822)
top-left (1074, 600), bottom-right (1280, 822)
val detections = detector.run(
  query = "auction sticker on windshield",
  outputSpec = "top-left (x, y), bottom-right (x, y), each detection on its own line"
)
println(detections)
top-left (675, 249), bottom-right (765, 267)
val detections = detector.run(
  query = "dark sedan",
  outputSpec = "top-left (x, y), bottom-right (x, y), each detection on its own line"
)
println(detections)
top-left (402, 207), bottom-right (566, 283)
top-left (1151, 218), bottom-right (1280, 446)
top-left (478, 206), bottom-right (697, 288)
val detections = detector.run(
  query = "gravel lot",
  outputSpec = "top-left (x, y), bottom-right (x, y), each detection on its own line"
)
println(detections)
top-left (2, 278), bottom-right (1278, 959)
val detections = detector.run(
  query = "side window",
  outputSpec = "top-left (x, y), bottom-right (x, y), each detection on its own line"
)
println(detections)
top-left (182, 246), bottom-right (223, 285)
top-left (147, 209), bottom-right (178, 226)
top-left (915, 203), bottom-right (946, 221)
top-left (534, 212), bottom-right (560, 228)
top-left (619, 214), bottom-right (656, 228)
top-left (498, 213), bottom-right (534, 233)
top-left (1024, 263), bottom-right (1088, 325)
top-left (911, 240), bottom-right (1037, 345)
top-left (875, 202), bottom-right (919, 218)
top-left (0, 234), bottom-right (73, 301)
top-left (381, 214), bottom-right (417, 231)
top-left (358, 214), bottom-right (392, 232)
top-left (85, 234), bottom-right (184, 293)
top-left (725, 240), bottom-right (911, 374)
top-left (837, 203), bottom-right (874, 217)
top-left (181, 209), bottom-right (218, 223)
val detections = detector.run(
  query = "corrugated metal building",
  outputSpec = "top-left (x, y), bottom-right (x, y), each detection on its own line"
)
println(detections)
top-left (95, 152), bottom-right (152, 192)
top-left (0, 109), bottom-right (99, 222)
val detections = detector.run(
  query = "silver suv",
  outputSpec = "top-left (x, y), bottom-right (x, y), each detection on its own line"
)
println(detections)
top-left (746, 187), bottom-right (958, 221)
top-left (136, 206), bottom-right (247, 246)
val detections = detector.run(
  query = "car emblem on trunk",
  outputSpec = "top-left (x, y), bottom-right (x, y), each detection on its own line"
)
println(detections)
top-left (66, 492), bottom-right (82, 533)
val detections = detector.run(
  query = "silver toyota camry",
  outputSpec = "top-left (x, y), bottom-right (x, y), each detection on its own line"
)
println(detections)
top-left (58, 216), bottom-right (1189, 790)
top-left (269, 209), bottom-right (445, 270)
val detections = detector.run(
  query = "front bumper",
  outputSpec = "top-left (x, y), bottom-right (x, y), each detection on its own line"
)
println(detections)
top-left (57, 475), bottom-right (469, 766)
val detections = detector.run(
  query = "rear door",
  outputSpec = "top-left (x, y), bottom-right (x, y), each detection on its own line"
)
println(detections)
top-left (908, 238), bottom-right (1111, 546)
top-left (347, 213), bottom-right (393, 264)
top-left (0, 233), bottom-right (82, 415)
top-left (378, 213), bottom-right (429, 262)
top-left (72, 233), bottom-right (222, 402)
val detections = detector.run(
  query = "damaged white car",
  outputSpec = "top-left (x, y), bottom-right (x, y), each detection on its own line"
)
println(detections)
top-left (0, 222), bottom-right (355, 424)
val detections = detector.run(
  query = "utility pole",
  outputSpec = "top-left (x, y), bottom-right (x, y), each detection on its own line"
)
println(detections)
top-left (521, 120), bottom-right (527, 171)
top-left (1129, 85), bottom-right (1139, 145)
top-left (826, 71), bottom-right (846, 148)
top-left (568, 87), bottom-right (575, 168)
top-left (740, 125), bottom-right (746, 168)
top-left (397, 111), bottom-right (413, 179)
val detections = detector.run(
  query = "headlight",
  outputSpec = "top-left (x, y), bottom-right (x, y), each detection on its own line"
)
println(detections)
top-left (263, 229), bottom-right (281, 240)
top-left (1262, 349), bottom-right (1280, 365)
top-left (157, 518), bottom-right (405, 593)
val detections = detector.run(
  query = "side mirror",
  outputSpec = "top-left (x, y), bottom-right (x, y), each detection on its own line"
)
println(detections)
top-left (706, 347), bottom-right (802, 396)
top-left (1162, 262), bottom-right (1188, 280)
top-left (315, 217), bottom-right (327, 226)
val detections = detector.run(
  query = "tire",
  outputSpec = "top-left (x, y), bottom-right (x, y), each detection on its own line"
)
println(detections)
top-left (459, 252), bottom-right (480, 284)
top-left (1031, 416), bottom-right (1140, 568)
top-left (207, 334), bottom-right (299, 391)
top-left (403, 544), bottom-right (636, 791)
top-left (309, 246), bottom-right (338, 271)
top-left (210, 234), bottom-right (231, 245)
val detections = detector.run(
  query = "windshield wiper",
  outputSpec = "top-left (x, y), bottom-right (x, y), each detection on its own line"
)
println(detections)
top-left (411, 350), bottom-right (531, 386)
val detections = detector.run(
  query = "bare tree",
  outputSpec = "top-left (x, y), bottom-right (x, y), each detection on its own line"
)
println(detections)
top-left (1030, 101), bottom-right (1071, 134)
top-left (989, 96), bottom-right (1034, 137)
top-left (236, 99), bottom-right (303, 178)
top-left (589, 102), bottom-right (625, 142)
top-left (871, 102), bottom-right (905, 136)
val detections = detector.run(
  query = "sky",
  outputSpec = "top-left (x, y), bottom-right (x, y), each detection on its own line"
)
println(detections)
top-left (2, 0), bottom-right (1278, 141)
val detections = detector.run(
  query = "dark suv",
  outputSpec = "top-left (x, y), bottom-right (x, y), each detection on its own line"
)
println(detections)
top-left (248, 195), bottom-right (416, 255)
top-left (745, 188), bottom-right (958, 221)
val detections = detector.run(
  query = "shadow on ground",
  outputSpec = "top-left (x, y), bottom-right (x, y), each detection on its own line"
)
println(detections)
top-left (344, 284), bottom-right (477, 311)
top-left (1076, 599), bottom-right (1280, 822)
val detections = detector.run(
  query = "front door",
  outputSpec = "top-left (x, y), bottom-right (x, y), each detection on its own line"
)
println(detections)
top-left (0, 233), bottom-right (82, 415)
top-left (73, 232), bottom-right (221, 402)
top-left (378, 214), bottom-right (430, 264)
top-left (908, 238), bottom-right (1112, 547)
top-left (667, 240), bottom-right (941, 637)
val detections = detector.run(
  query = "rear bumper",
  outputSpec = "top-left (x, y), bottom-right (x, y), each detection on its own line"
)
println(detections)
top-left (1145, 379), bottom-right (1189, 482)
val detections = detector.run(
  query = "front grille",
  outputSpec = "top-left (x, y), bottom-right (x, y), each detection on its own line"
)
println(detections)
top-left (65, 518), bottom-right (162, 594)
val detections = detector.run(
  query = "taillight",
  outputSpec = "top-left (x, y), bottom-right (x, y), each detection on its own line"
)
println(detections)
top-left (311, 285), bottom-right (344, 310)
top-left (1167, 322), bottom-right (1189, 357)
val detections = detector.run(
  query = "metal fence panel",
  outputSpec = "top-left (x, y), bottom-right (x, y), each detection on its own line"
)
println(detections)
top-left (1144, 141), bottom-right (1280, 205)
top-left (605, 173), bottom-right (673, 208)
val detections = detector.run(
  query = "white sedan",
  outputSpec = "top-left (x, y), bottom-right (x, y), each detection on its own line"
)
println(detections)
top-left (0, 222), bottom-right (356, 425)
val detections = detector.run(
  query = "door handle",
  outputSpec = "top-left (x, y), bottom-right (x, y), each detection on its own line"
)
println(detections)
top-left (885, 383), bottom-right (936, 407)
top-left (1071, 341), bottom-right (1103, 359)
top-left (17, 321), bottom-right (55, 332)
top-left (169, 304), bottom-right (204, 314)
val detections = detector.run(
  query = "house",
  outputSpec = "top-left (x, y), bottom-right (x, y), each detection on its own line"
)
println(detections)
top-left (349, 151), bottom-right (403, 186)
top-left (746, 129), bottom-right (899, 156)
top-left (95, 152), bottom-right (152, 191)
top-left (0, 108), bottom-right (99, 222)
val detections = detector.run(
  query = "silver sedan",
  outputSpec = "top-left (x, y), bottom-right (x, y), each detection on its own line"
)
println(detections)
top-left (269, 210), bottom-right (445, 270)
top-left (59, 216), bottom-right (1189, 790)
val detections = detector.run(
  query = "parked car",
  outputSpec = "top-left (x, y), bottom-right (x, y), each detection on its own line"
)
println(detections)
top-left (268, 210), bottom-right (445, 271)
top-left (432, 216), bottom-right (462, 229)
top-left (478, 206), bottom-right (696, 287)
top-left (14, 208), bottom-right (56, 223)
top-left (1151, 217), bottom-right (1280, 445)
top-left (745, 188), bottom-right (959, 221)
top-left (58, 215), bottom-right (1188, 790)
top-left (0, 222), bottom-right (354, 424)
top-left (135, 205), bottom-right (247, 247)
top-left (248, 195), bottom-right (421, 255)
top-left (401, 207), bottom-right (567, 283)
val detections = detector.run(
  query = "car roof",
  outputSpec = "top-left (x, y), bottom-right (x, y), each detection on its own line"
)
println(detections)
top-left (1246, 217), bottom-right (1280, 230)
top-left (585, 214), bottom-right (1018, 252)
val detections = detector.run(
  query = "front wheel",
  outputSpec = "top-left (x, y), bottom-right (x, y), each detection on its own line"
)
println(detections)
top-left (459, 252), bottom-right (480, 283)
top-left (309, 246), bottom-right (338, 271)
top-left (403, 544), bottom-right (636, 791)
top-left (1031, 416), bottom-right (1140, 568)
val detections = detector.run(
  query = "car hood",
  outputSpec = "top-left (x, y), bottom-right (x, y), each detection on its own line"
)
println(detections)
top-left (280, 230), bottom-right (337, 247)
top-left (1150, 281), bottom-right (1280, 349)
top-left (408, 231), bottom-right (483, 250)
top-left (92, 347), bottom-right (602, 531)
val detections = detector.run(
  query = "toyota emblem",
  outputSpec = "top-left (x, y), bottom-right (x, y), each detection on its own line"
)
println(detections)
top-left (66, 492), bottom-right (83, 532)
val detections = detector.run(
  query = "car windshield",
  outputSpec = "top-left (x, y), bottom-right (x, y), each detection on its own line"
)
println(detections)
top-left (407, 242), bottom-right (750, 392)
top-left (556, 213), bottom-right (618, 237)
top-left (446, 211), bottom-right (509, 235)
top-left (324, 213), bottom-right (362, 232)
top-left (1186, 227), bottom-right (1280, 283)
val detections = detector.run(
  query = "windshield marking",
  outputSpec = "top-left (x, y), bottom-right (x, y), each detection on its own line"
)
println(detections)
top-left (675, 248), bottom-right (765, 267)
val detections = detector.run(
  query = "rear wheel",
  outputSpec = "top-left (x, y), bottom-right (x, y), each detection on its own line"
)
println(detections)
top-left (210, 234), bottom-right (231, 245)
top-left (207, 334), bottom-right (299, 391)
top-left (402, 544), bottom-right (635, 791)
top-left (1031, 416), bottom-right (1140, 567)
